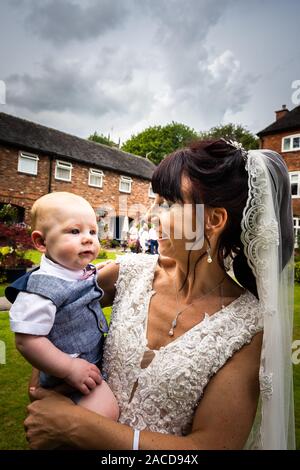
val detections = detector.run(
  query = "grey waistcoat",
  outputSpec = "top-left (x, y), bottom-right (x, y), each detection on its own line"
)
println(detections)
top-left (26, 273), bottom-right (108, 364)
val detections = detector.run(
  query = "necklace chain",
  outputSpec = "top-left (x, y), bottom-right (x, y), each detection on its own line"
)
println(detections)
top-left (168, 274), bottom-right (226, 337)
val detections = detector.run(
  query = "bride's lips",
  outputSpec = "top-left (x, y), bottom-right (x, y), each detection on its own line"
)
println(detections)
top-left (153, 224), bottom-right (169, 241)
top-left (158, 231), bottom-right (169, 241)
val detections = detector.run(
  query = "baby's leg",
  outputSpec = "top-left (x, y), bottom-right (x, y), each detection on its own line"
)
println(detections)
top-left (78, 381), bottom-right (119, 420)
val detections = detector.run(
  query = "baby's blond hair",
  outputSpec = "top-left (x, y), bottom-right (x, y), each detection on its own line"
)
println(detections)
top-left (31, 192), bottom-right (94, 232)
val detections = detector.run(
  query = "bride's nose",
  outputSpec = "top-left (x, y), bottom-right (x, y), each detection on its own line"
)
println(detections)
top-left (145, 200), bottom-right (160, 226)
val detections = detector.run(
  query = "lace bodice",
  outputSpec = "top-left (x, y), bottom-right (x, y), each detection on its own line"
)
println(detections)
top-left (102, 254), bottom-right (263, 436)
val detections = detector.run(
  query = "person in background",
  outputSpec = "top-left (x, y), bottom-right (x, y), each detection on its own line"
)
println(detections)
top-left (148, 225), bottom-right (159, 254)
top-left (138, 223), bottom-right (150, 254)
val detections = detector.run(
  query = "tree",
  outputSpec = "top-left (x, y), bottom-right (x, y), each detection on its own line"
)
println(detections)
top-left (88, 132), bottom-right (117, 148)
top-left (121, 122), bottom-right (198, 165)
top-left (198, 123), bottom-right (259, 150)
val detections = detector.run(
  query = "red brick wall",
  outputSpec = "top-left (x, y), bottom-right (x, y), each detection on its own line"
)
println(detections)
top-left (260, 131), bottom-right (300, 216)
top-left (0, 144), bottom-right (154, 225)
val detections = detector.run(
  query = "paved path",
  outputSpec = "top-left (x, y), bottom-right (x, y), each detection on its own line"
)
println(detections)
top-left (0, 296), bottom-right (10, 311)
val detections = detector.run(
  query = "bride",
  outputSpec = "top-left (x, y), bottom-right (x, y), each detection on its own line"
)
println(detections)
top-left (24, 139), bottom-right (295, 450)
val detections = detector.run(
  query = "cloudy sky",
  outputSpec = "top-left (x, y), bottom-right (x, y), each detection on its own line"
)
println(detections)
top-left (0, 0), bottom-right (299, 144)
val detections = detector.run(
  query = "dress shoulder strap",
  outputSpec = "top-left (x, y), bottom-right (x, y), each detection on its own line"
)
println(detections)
top-left (116, 253), bottom-right (158, 283)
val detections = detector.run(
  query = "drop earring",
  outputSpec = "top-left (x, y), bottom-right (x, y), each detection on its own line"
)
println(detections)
top-left (207, 246), bottom-right (212, 263)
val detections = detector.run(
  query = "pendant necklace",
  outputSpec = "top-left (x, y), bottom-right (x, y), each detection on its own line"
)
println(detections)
top-left (168, 275), bottom-right (226, 337)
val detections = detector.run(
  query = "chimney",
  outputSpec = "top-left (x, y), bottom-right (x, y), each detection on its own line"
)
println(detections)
top-left (275, 104), bottom-right (289, 121)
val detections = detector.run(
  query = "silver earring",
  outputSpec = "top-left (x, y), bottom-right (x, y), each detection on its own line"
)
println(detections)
top-left (207, 247), bottom-right (212, 263)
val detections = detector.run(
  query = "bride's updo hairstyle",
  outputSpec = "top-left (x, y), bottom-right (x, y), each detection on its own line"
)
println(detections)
top-left (152, 139), bottom-right (257, 297)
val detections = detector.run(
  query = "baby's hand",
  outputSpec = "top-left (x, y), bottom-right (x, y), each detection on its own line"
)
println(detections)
top-left (64, 358), bottom-right (102, 395)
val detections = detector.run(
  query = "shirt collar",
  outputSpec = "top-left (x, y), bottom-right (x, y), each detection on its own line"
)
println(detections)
top-left (39, 254), bottom-right (85, 281)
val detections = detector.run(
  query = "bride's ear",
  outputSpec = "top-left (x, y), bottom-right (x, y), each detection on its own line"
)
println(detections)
top-left (206, 207), bottom-right (227, 235)
top-left (31, 230), bottom-right (47, 253)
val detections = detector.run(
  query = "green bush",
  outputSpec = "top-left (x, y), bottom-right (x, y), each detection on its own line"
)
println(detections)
top-left (110, 239), bottom-right (120, 248)
top-left (96, 249), bottom-right (108, 260)
top-left (295, 262), bottom-right (300, 283)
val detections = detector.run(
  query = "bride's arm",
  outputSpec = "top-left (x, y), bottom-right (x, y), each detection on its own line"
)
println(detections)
top-left (25, 332), bottom-right (262, 450)
top-left (97, 262), bottom-right (120, 308)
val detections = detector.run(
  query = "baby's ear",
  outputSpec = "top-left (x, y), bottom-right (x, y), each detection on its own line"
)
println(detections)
top-left (31, 230), bottom-right (46, 253)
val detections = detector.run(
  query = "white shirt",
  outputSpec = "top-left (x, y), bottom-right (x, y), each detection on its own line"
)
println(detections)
top-left (9, 255), bottom-right (86, 336)
top-left (148, 228), bottom-right (158, 241)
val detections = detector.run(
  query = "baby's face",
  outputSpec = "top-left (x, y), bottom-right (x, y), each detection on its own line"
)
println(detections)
top-left (44, 205), bottom-right (100, 270)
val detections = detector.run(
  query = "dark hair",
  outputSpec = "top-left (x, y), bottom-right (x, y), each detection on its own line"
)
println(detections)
top-left (152, 139), bottom-right (259, 298)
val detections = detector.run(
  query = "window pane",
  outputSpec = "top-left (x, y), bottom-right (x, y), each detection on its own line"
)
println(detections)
top-left (283, 138), bottom-right (290, 150)
top-left (149, 184), bottom-right (155, 198)
top-left (56, 167), bottom-right (71, 180)
top-left (121, 181), bottom-right (130, 192)
top-left (90, 174), bottom-right (102, 187)
top-left (291, 183), bottom-right (298, 195)
top-left (19, 156), bottom-right (37, 175)
top-left (291, 174), bottom-right (298, 183)
top-left (293, 137), bottom-right (300, 149)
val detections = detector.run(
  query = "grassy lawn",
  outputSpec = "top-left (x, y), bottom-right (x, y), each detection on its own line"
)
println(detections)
top-left (0, 278), bottom-right (299, 449)
top-left (0, 306), bottom-right (112, 450)
top-left (293, 284), bottom-right (300, 449)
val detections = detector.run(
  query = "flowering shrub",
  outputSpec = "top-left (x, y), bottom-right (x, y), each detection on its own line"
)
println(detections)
top-left (0, 222), bottom-right (34, 268)
top-left (295, 262), bottom-right (300, 283)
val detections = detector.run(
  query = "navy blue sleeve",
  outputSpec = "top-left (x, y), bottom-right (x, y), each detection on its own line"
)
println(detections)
top-left (5, 267), bottom-right (40, 303)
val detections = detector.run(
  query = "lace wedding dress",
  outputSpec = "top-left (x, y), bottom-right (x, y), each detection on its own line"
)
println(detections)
top-left (102, 253), bottom-right (264, 439)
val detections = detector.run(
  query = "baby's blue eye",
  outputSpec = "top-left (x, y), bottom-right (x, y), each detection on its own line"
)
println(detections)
top-left (90, 230), bottom-right (97, 235)
top-left (71, 229), bottom-right (80, 234)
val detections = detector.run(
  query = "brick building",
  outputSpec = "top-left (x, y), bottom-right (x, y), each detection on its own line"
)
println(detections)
top-left (0, 112), bottom-right (156, 239)
top-left (257, 105), bottom-right (300, 246)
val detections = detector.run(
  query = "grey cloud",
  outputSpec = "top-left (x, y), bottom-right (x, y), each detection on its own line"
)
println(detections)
top-left (137, 0), bottom-right (253, 125)
top-left (6, 59), bottom-right (122, 115)
top-left (5, 49), bottom-right (153, 120)
top-left (4, 0), bottom-right (257, 136)
top-left (22, 0), bottom-right (128, 44)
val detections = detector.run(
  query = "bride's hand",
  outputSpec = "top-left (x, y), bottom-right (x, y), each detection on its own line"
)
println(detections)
top-left (25, 387), bottom-right (76, 449)
top-left (96, 260), bottom-right (113, 271)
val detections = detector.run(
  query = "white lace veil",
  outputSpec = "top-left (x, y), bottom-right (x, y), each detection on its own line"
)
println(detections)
top-left (239, 149), bottom-right (295, 449)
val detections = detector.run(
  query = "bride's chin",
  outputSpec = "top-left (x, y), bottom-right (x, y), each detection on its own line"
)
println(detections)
top-left (158, 238), bottom-right (171, 254)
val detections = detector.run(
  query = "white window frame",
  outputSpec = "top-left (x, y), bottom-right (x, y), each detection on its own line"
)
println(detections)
top-left (88, 169), bottom-right (104, 188)
top-left (282, 134), bottom-right (300, 152)
top-left (17, 152), bottom-right (39, 175)
top-left (294, 217), bottom-right (300, 248)
top-left (55, 160), bottom-right (73, 182)
top-left (289, 171), bottom-right (300, 198)
top-left (119, 175), bottom-right (132, 194)
top-left (148, 183), bottom-right (156, 198)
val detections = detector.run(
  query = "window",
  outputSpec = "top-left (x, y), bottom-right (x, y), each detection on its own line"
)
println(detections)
top-left (148, 183), bottom-right (156, 198)
top-left (18, 152), bottom-right (39, 175)
top-left (282, 134), bottom-right (300, 152)
top-left (289, 171), bottom-right (300, 198)
top-left (294, 217), bottom-right (300, 248)
top-left (55, 160), bottom-right (72, 182)
top-left (89, 169), bottom-right (104, 188)
top-left (119, 175), bottom-right (132, 193)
